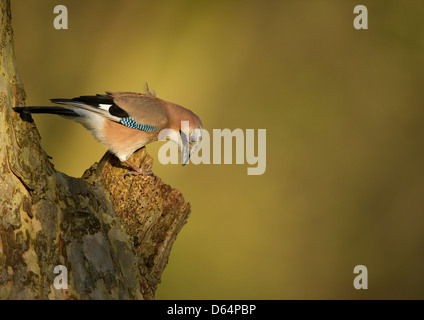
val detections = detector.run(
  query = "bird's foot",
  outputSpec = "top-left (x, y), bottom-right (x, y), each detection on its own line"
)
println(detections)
top-left (124, 169), bottom-right (153, 177)
top-left (122, 160), bottom-right (153, 177)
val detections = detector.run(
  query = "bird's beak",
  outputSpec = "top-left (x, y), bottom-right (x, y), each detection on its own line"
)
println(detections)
top-left (182, 143), bottom-right (200, 166)
top-left (179, 130), bottom-right (190, 166)
top-left (181, 148), bottom-right (190, 166)
top-left (179, 126), bottom-right (202, 166)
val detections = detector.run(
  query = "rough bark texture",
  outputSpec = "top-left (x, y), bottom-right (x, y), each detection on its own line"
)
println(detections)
top-left (0, 0), bottom-right (190, 299)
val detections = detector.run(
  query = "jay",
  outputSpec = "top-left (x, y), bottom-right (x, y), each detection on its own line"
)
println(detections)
top-left (13, 86), bottom-right (203, 175)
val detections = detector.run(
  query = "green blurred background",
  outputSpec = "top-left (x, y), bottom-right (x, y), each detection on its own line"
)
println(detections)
top-left (11, 0), bottom-right (424, 299)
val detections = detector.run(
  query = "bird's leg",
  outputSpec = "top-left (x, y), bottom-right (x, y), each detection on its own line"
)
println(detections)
top-left (122, 160), bottom-right (153, 177)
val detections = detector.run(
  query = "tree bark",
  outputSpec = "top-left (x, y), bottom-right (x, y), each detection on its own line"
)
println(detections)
top-left (0, 0), bottom-right (190, 300)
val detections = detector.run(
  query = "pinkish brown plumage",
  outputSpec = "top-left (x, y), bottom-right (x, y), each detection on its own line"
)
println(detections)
top-left (13, 85), bottom-right (203, 175)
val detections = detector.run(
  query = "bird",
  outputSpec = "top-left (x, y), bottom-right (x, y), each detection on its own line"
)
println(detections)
top-left (13, 84), bottom-right (203, 175)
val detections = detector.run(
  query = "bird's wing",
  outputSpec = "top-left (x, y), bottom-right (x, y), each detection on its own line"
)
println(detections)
top-left (51, 92), bottom-right (168, 132)
top-left (51, 95), bottom-right (125, 123)
top-left (106, 92), bottom-right (169, 129)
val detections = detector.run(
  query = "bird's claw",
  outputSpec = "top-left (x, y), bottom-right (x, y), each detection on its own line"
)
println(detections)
top-left (124, 169), bottom-right (153, 178)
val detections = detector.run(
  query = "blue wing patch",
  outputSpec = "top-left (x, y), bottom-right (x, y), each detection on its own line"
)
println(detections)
top-left (120, 117), bottom-right (159, 132)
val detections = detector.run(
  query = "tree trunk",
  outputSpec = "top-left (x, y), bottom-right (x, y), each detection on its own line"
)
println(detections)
top-left (0, 0), bottom-right (190, 300)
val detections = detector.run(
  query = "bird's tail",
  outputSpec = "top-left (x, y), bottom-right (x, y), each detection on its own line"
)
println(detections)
top-left (13, 106), bottom-right (80, 117)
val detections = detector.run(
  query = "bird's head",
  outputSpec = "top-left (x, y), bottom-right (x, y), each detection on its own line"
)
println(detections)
top-left (163, 101), bottom-right (203, 165)
top-left (179, 112), bottom-right (203, 166)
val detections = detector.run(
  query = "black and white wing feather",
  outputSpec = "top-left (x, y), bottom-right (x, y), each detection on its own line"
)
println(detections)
top-left (14, 92), bottom-right (165, 133)
top-left (50, 94), bottom-right (128, 123)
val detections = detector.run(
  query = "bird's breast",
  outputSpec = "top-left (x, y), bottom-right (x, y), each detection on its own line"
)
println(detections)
top-left (100, 120), bottom-right (157, 161)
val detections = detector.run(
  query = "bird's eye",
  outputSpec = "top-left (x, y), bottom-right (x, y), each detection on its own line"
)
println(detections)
top-left (189, 128), bottom-right (203, 143)
top-left (189, 133), bottom-right (198, 143)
